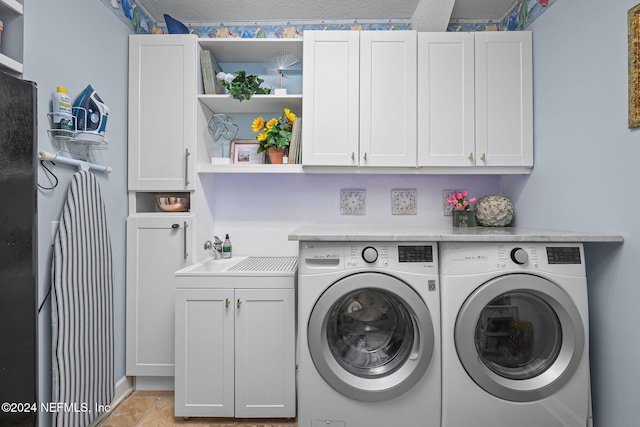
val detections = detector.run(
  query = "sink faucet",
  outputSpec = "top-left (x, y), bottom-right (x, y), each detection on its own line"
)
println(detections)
top-left (204, 236), bottom-right (224, 259)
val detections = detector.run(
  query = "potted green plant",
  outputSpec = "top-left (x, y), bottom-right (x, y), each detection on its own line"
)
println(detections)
top-left (217, 71), bottom-right (271, 101)
top-left (251, 108), bottom-right (297, 164)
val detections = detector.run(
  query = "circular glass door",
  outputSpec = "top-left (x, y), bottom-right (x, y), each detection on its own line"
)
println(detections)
top-left (456, 274), bottom-right (585, 402)
top-left (308, 272), bottom-right (434, 402)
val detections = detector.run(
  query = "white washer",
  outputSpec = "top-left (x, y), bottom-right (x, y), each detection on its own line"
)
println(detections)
top-left (439, 242), bottom-right (590, 427)
top-left (297, 241), bottom-right (441, 427)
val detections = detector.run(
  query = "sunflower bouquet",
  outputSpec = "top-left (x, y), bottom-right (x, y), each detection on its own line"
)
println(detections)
top-left (251, 108), bottom-right (297, 153)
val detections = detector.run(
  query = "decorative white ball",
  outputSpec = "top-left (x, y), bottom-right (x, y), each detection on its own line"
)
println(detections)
top-left (474, 195), bottom-right (514, 227)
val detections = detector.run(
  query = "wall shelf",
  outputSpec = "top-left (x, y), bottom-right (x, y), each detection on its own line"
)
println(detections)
top-left (0, 52), bottom-right (22, 73)
top-left (198, 163), bottom-right (303, 174)
top-left (0, 0), bottom-right (22, 14)
top-left (0, 0), bottom-right (23, 74)
top-left (198, 37), bottom-right (303, 63)
top-left (198, 94), bottom-right (302, 114)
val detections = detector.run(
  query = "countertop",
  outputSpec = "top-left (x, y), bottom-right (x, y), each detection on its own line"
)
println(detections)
top-left (288, 224), bottom-right (624, 243)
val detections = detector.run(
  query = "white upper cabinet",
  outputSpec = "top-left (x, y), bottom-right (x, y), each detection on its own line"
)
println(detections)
top-left (475, 31), bottom-right (533, 167)
top-left (418, 31), bottom-right (533, 169)
top-left (417, 32), bottom-right (475, 167)
top-left (303, 30), bottom-right (417, 167)
top-left (302, 31), bottom-right (360, 166)
top-left (128, 35), bottom-right (197, 191)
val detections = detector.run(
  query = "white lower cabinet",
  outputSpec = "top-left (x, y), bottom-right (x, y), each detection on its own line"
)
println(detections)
top-left (174, 287), bottom-right (296, 418)
top-left (126, 215), bottom-right (194, 376)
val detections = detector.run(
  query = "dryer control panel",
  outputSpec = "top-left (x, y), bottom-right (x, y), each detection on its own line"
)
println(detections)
top-left (439, 242), bottom-right (586, 277)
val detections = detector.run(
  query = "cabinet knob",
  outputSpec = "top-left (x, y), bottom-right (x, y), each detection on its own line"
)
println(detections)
top-left (351, 152), bottom-right (355, 161)
top-left (363, 152), bottom-right (368, 161)
top-left (225, 298), bottom-right (231, 308)
top-left (237, 299), bottom-right (242, 309)
top-left (172, 223), bottom-right (179, 229)
top-left (467, 153), bottom-right (473, 161)
top-left (480, 153), bottom-right (486, 161)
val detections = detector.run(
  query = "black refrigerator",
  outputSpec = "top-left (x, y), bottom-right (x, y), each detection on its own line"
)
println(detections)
top-left (0, 71), bottom-right (38, 426)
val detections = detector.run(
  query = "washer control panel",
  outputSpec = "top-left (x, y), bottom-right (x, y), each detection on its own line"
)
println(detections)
top-left (299, 241), bottom-right (438, 274)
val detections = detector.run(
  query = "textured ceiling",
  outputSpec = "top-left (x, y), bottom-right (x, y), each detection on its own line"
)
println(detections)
top-left (136, 0), bottom-right (519, 23)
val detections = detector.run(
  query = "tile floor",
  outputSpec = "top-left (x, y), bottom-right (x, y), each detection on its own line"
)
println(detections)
top-left (98, 391), bottom-right (297, 427)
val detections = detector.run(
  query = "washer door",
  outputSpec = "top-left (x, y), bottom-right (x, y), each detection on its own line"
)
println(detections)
top-left (456, 274), bottom-right (585, 402)
top-left (308, 272), bottom-right (435, 402)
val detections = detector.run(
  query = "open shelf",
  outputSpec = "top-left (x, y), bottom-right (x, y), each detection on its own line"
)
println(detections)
top-left (0, 0), bottom-right (23, 14)
top-left (0, 52), bottom-right (22, 73)
top-left (198, 37), bottom-right (303, 63)
top-left (198, 94), bottom-right (302, 114)
top-left (0, 0), bottom-right (23, 73)
top-left (198, 163), bottom-right (304, 174)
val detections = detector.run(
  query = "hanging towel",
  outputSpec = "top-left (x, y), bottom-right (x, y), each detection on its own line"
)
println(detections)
top-left (51, 171), bottom-right (114, 427)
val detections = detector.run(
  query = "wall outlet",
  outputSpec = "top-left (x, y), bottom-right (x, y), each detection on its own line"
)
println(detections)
top-left (442, 189), bottom-right (467, 216)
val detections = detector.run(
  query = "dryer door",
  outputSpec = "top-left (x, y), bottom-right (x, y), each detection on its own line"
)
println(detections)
top-left (308, 272), bottom-right (435, 402)
top-left (455, 273), bottom-right (585, 402)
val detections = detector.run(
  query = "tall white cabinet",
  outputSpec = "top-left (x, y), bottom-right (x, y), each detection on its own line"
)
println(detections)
top-left (417, 31), bottom-right (533, 168)
top-left (302, 30), bottom-right (417, 167)
top-left (126, 34), bottom-right (196, 382)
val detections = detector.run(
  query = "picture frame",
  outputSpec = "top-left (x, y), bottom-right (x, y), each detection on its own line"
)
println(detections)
top-left (231, 141), bottom-right (263, 164)
top-left (628, 3), bottom-right (640, 128)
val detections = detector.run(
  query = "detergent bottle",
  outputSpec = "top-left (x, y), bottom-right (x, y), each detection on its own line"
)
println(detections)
top-left (52, 87), bottom-right (73, 130)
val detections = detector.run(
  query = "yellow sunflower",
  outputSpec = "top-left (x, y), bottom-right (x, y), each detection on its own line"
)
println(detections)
top-left (251, 116), bottom-right (265, 132)
top-left (284, 108), bottom-right (296, 123)
top-left (256, 132), bottom-right (268, 141)
top-left (266, 118), bottom-right (279, 131)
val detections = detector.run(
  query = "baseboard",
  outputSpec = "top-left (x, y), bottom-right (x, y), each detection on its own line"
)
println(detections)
top-left (90, 376), bottom-right (134, 426)
top-left (134, 376), bottom-right (175, 391)
top-left (113, 376), bottom-right (135, 405)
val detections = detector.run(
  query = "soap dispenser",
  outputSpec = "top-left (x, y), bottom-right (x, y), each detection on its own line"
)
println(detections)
top-left (222, 234), bottom-right (232, 259)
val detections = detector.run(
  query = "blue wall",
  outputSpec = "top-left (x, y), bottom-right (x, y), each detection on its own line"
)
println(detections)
top-left (24, 1), bottom-right (130, 425)
top-left (502, 0), bottom-right (636, 424)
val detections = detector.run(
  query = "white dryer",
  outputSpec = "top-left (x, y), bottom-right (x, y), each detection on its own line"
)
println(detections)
top-left (439, 242), bottom-right (590, 427)
top-left (297, 241), bottom-right (441, 427)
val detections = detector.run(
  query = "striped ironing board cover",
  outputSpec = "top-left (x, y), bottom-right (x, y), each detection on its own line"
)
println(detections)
top-left (51, 171), bottom-right (114, 427)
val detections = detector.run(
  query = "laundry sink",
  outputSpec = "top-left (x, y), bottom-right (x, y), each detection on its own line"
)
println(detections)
top-left (175, 256), bottom-right (298, 289)
top-left (175, 256), bottom-right (248, 276)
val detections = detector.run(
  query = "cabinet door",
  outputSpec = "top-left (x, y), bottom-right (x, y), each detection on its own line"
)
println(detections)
top-left (360, 31), bottom-right (417, 167)
top-left (128, 35), bottom-right (197, 190)
top-left (234, 289), bottom-right (296, 418)
top-left (475, 31), bottom-right (533, 167)
top-left (174, 289), bottom-right (235, 417)
top-left (126, 215), bottom-right (194, 376)
top-left (302, 31), bottom-right (360, 166)
top-left (417, 32), bottom-right (475, 167)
